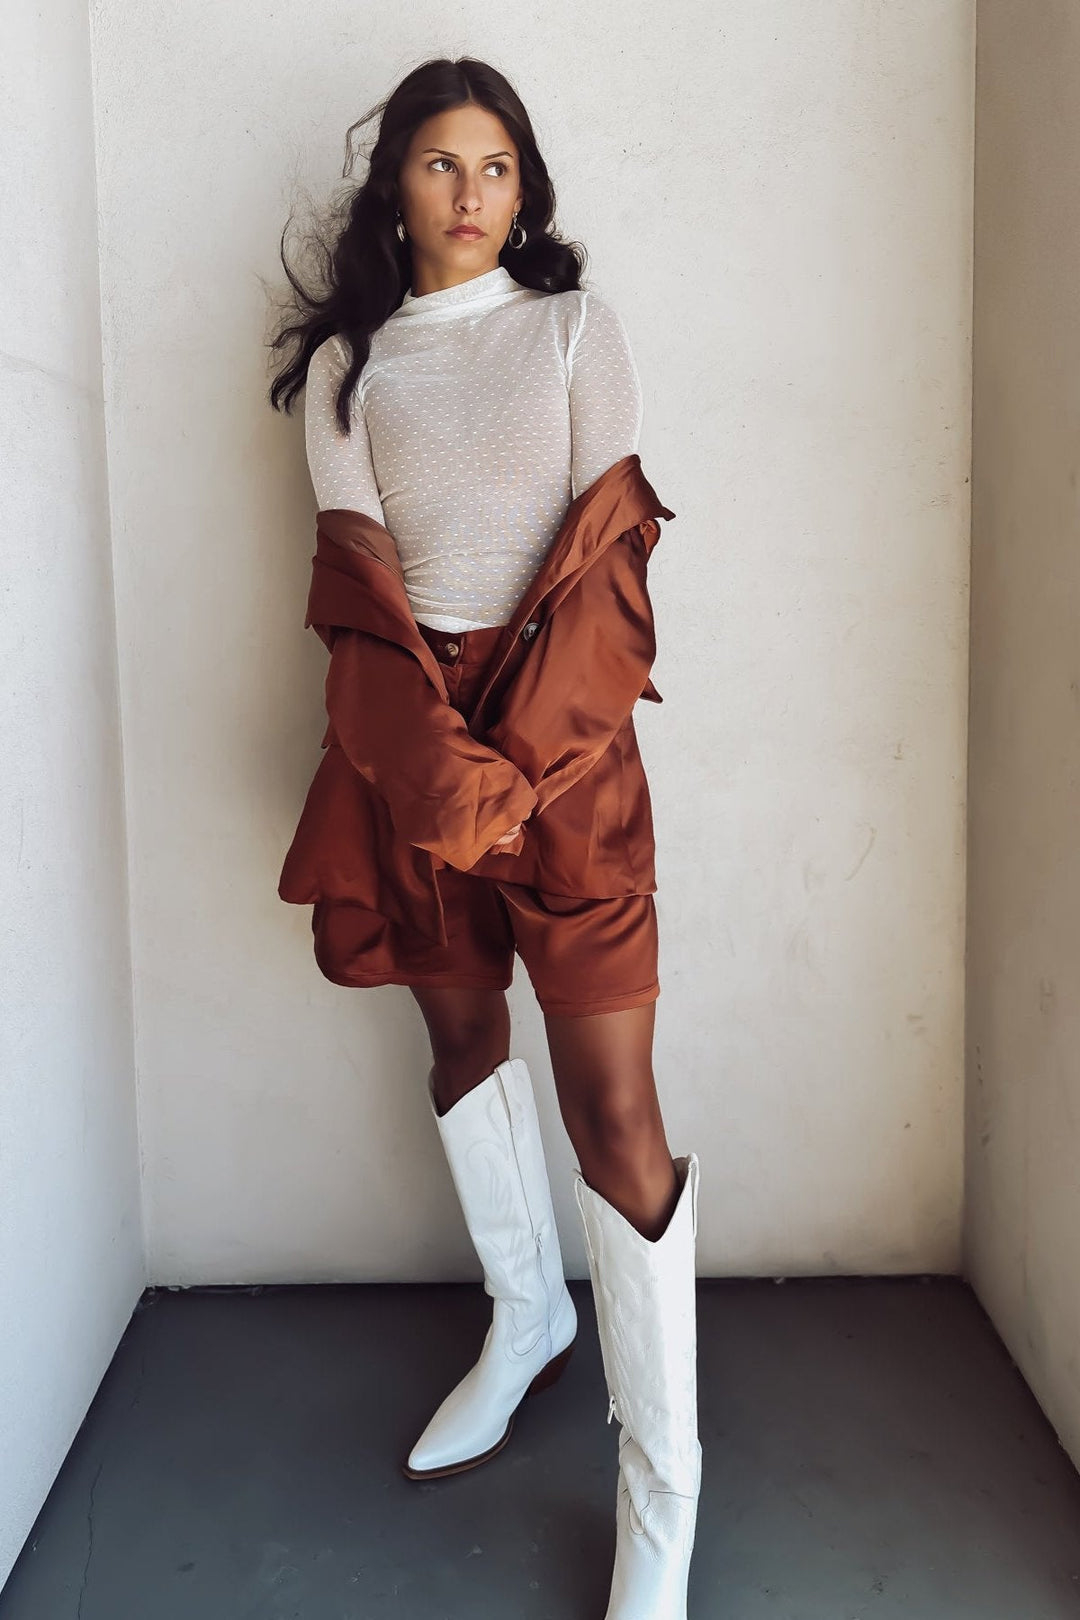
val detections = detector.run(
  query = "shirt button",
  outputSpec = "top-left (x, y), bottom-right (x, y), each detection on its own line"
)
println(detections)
top-left (444, 641), bottom-right (460, 656)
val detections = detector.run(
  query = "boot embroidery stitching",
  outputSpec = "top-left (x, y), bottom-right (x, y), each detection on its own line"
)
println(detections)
top-left (462, 1130), bottom-right (548, 1359)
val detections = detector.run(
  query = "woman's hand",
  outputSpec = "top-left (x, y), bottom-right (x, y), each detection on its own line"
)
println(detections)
top-left (490, 822), bottom-right (523, 849)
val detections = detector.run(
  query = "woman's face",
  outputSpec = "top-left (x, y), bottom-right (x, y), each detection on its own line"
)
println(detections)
top-left (398, 102), bottom-right (524, 295)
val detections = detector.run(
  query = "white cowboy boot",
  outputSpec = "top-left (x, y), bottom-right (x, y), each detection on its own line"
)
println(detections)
top-left (403, 1056), bottom-right (578, 1479)
top-left (573, 1152), bottom-right (702, 1620)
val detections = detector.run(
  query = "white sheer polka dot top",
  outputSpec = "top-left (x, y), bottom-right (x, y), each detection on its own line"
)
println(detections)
top-left (303, 265), bottom-right (644, 634)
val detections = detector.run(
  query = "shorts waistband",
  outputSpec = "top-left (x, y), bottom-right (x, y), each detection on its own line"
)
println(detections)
top-left (417, 621), bottom-right (507, 666)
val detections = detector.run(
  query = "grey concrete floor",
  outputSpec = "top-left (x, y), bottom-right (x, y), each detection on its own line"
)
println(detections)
top-left (2, 1277), bottom-right (1079, 1619)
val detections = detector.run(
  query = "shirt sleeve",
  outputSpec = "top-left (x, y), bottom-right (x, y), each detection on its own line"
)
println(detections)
top-left (567, 291), bottom-right (644, 501)
top-left (480, 518), bottom-right (663, 818)
top-left (304, 335), bottom-right (386, 522)
top-left (323, 628), bottom-right (538, 868)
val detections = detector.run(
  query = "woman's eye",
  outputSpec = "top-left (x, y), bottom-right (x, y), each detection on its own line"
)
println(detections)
top-left (430, 159), bottom-right (507, 176)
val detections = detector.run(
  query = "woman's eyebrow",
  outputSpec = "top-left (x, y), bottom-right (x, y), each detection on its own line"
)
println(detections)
top-left (421, 147), bottom-right (514, 161)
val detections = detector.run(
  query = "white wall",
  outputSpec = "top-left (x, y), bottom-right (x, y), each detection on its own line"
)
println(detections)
top-left (17, 0), bottom-right (1078, 1592)
top-left (965, 3), bottom-right (1080, 1466)
top-left (87, 2), bottom-right (974, 1284)
top-left (0, 0), bottom-right (144, 1587)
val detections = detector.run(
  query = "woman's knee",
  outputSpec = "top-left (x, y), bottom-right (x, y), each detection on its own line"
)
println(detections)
top-left (544, 1007), bottom-right (662, 1148)
top-left (410, 986), bottom-right (511, 1101)
top-left (549, 1060), bottom-right (668, 1173)
top-left (572, 1089), bottom-right (668, 1171)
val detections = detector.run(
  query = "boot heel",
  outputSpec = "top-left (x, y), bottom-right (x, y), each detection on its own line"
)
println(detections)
top-left (525, 1338), bottom-right (575, 1396)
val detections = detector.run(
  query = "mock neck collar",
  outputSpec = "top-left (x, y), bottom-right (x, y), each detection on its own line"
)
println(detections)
top-left (394, 264), bottom-right (522, 320)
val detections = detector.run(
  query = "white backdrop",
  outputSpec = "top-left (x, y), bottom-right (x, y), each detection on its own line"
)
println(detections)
top-left (0, 0), bottom-right (142, 1584)
top-left (11, 0), bottom-right (1080, 1594)
top-left (966, 0), bottom-right (1080, 1472)
top-left (89, 2), bottom-right (974, 1284)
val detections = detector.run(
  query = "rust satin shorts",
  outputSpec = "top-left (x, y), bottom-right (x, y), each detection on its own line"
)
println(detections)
top-left (311, 621), bottom-right (660, 1018)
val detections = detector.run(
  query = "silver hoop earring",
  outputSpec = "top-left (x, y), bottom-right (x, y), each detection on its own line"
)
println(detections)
top-left (508, 211), bottom-right (527, 249)
top-left (396, 211), bottom-right (407, 243)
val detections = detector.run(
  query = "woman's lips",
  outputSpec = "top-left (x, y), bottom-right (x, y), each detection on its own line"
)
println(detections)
top-left (448, 227), bottom-right (485, 238)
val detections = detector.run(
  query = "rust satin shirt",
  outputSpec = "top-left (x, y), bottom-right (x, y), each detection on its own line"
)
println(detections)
top-left (278, 453), bottom-right (675, 948)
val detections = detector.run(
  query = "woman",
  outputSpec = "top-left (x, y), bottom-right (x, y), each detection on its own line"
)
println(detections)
top-left (270, 56), bottom-right (702, 1620)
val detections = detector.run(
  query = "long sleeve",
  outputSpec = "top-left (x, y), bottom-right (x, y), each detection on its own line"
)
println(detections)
top-left (568, 292), bottom-right (644, 501)
top-left (481, 518), bottom-right (663, 818)
top-left (322, 626), bottom-right (538, 869)
top-left (304, 336), bottom-right (386, 521)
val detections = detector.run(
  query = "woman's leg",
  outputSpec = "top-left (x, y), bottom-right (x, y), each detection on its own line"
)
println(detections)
top-left (410, 985), bottom-right (512, 1115)
top-left (544, 998), bottom-right (679, 1241)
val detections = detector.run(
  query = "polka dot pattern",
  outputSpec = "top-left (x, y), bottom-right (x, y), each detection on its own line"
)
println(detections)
top-left (304, 265), bottom-right (643, 632)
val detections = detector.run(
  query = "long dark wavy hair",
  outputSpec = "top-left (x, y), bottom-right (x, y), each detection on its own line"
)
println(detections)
top-left (267, 56), bottom-right (587, 435)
